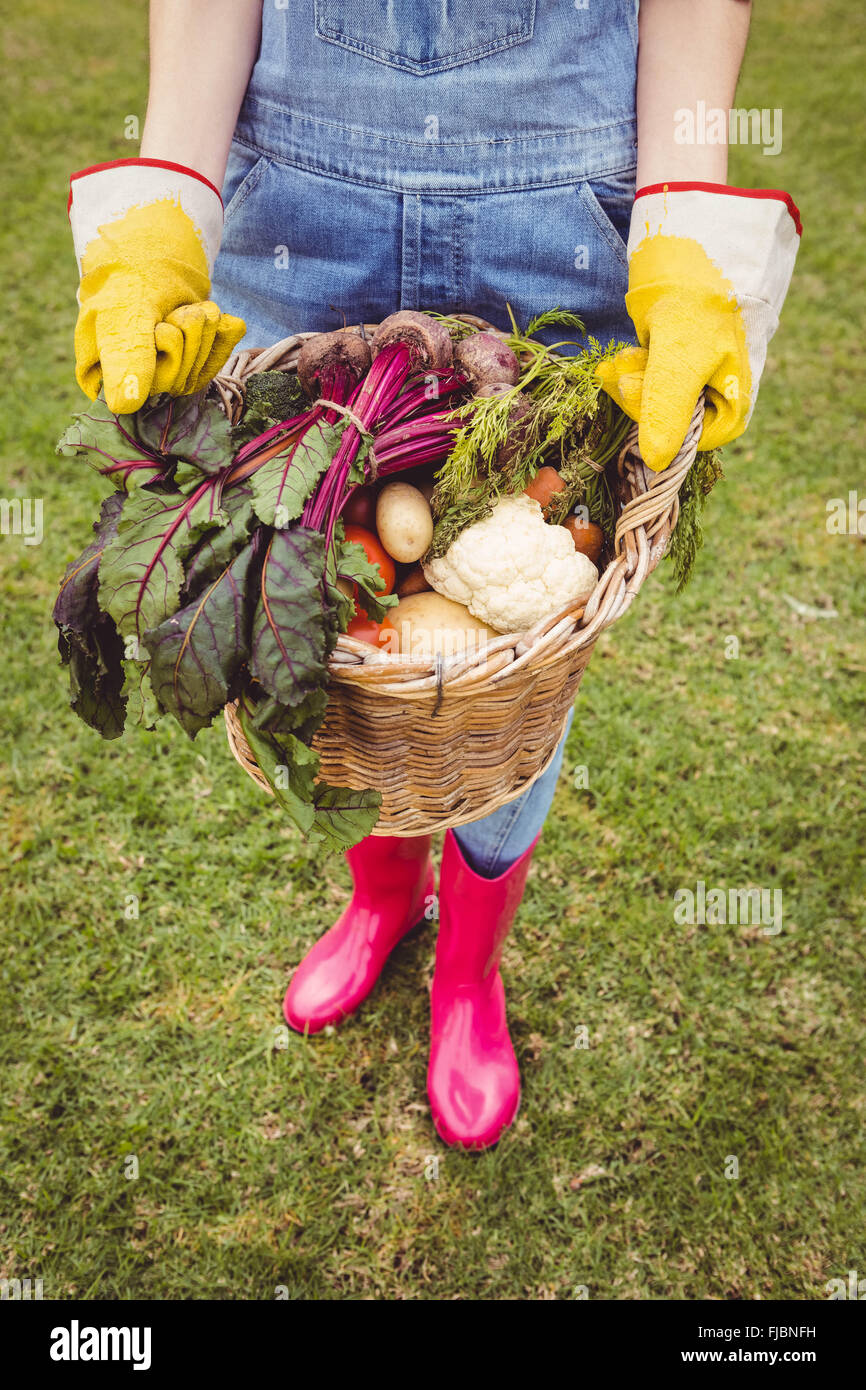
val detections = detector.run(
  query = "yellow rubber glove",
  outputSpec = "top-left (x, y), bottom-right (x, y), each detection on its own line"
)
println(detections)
top-left (597, 183), bottom-right (801, 471)
top-left (69, 160), bottom-right (246, 414)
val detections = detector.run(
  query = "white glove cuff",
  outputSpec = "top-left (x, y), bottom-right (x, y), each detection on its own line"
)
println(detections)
top-left (628, 182), bottom-right (801, 315)
top-left (628, 183), bottom-right (802, 422)
top-left (68, 158), bottom-right (224, 275)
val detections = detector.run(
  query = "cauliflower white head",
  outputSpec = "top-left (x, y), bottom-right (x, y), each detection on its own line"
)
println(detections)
top-left (423, 495), bottom-right (599, 634)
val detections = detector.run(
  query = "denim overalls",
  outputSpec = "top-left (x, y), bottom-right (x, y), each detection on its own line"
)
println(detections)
top-left (211, 0), bottom-right (639, 873)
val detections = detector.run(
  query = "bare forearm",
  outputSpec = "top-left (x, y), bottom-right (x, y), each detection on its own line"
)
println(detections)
top-left (636, 0), bottom-right (752, 187)
top-left (140, 0), bottom-right (263, 187)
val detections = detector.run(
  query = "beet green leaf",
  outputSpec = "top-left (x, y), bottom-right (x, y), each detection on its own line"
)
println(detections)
top-left (98, 480), bottom-right (226, 643)
top-left (131, 390), bottom-right (235, 476)
top-left (250, 420), bottom-right (338, 528)
top-left (56, 399), bottom-right (163, 490)
top-left (330, 530), bottom-right (399, 624)
top-left (236, 696), bottom-right (381, 849)
top-left (249, 528), bottom-right (333, 707)
top-left (58, 615), bottom-right (127, 739)
top-left (181, 483), bottom-right (255, 600)
top-left (53, 493), bottom-right (128, 739)
top-left (53, 493), bottom-right (124, 635)
top-left (144, 541), bottom-right (256, 736)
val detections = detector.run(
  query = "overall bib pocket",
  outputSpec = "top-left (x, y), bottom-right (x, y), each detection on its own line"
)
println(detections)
top-left (314, 0), bottom-right (536, 75)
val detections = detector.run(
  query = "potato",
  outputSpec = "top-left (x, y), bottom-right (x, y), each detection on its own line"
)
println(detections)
top-left (381, 592), bottom-right (498, 659)
top-left (375, 482), bottom-right (433, 563)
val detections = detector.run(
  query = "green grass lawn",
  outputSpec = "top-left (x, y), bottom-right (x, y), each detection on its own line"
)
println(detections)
top-left (1, 0), bottom-right (864, 1300)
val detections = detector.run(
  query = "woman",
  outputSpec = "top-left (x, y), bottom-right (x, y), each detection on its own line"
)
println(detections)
top-left (68, 0), bottom-right (799, 1148)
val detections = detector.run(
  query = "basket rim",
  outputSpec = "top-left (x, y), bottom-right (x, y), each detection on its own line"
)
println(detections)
top-left (212, 316), bottom-right (704, 702)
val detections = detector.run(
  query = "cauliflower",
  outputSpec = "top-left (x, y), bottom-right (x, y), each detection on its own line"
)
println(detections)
top-left (423, 494), bottom-right (599, 633)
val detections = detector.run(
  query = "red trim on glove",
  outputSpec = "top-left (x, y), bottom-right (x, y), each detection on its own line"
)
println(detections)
top-left (68, 158), bottom-right (223, 216)
top-left (634, 181), bottom-right (802, 237)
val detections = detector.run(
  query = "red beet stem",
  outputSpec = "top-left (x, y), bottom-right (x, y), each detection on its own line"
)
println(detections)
top-left (302, 342), bottom-right (416, 537)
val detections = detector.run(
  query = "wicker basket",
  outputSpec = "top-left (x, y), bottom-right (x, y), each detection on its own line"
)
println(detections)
top-left (214, 316), bottom-right (703, 837)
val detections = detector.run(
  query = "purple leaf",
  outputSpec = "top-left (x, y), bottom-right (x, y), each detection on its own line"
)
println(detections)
top-left (144, 541), bottom-right (256, 736)
top-left (181, 482), bottom-right (255, 600)
top-left (53, 493), bottom-right (124, 634)
top-left (53, 494), bottom-right (128, 741)
top-left (58, 616), bottom-right (126, 739)
top-left (56, 400), bottom-right (160, 483)
top-left (249, 528), bottom-right (331, 707)
top-left (132, 391), bottom-right (234, 476)
top-left (98, 479), bottom-right (225, 642)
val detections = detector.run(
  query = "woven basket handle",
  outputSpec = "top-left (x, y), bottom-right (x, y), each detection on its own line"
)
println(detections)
top-left (576, 392), bottom-right (706, 644)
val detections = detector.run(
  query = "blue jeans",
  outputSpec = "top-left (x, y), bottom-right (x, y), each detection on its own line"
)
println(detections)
top-left (451, 706), bottom-right (576, 876)
top-left (211, 1), bottom-right (638, 869)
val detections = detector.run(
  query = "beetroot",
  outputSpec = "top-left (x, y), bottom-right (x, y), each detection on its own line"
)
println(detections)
top-left (371, 311), bottom-right (452, 370)
top-left (296, 330), bottom-right (372, 399)
top-left (476, 381), bottom-right (523, 401)
top-left (455, 332), bottom-right (520, 391)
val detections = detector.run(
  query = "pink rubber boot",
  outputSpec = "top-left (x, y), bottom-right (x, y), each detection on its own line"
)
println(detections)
top-left (284, 833), bottom-right (434, 1034)
top-left (427, 828), bottom-right (540, 1149)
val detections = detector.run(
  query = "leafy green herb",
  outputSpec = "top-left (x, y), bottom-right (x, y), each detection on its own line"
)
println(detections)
top-left (666, 450), bottom-right (725, 591)
top-left (522, 307), bottom-right (586, 338)
top-left (430, 313), bottom-right (630, 556)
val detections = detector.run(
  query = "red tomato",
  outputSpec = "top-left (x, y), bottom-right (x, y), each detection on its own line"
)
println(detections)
top-left (342, 524), bottom-right (396, 595)
top-left (346, 612), bottom-right (383, 646)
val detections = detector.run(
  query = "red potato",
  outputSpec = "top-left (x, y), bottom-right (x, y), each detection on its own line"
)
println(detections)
top-left (396, 564), bottom-right (431, 598)
top-left (455, 332), bottom-right (520, 391)
top-left (341, 485), bottom-right (378, 530)
top-left (296, 329), bottom-right (371, 399)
